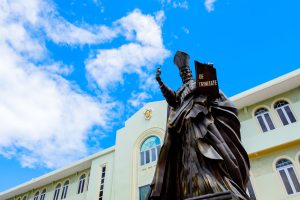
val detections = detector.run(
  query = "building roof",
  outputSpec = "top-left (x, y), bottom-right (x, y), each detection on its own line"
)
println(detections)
top-left (0, 147), bottom-right (115, 199)
top-left (230, 69), bottom-right (300, 109)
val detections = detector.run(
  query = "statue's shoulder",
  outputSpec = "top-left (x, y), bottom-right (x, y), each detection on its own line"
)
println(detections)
top-left (176, 80), bottom-right (196, 100)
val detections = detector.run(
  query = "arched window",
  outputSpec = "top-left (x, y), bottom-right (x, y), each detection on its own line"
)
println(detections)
top-left (53, 184), bottom-right (61, 200)
top-left (78, 174), bottom-right (86, 194)
top-left (40, 189), bottom-right (46, 200)
top-left (17, 198), bottom-right (21, 200)
top-left (22, 196), bottom-right (27, 200)
top-left (33, 192), bottom-right (39, 200)
top-left (140, 136), bottom-right (161, 166)
top-left (61, 180), bottom-right (69, 199)
top-left (255, 108), bottom-right (275, 132)
top-left (276, 159), bottom-right (300, 195)
top-left (274, 100), bottom-right (297, 126)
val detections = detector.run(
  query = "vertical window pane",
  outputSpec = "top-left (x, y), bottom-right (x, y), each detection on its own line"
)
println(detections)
top-left (156, 145), bottom-right (161, 155)
top-left (141, 152), bottom-right (145, 165)
top-left (277, 109), bottom-right (289, 125)
top-left (151, 148), bottom-right (156, 162)
top-left (65, 186), bottom-right (68, 198)
top-left (77, 182), bottom-right (81, 194)
top-left (145, 150), bottom-right (150, 164)
top-left (284, 106), bottom-right (296, 123)
top-left (279, 170), bottom-right (294, 195)
top-left (139, 185), bottom-right (150, 200)
top-left (264, 113), bottom-right (275, 130)
top-left (257, 116), bottom-right (267, 132)
top-left (287, 167), bottom-right (300, 192)
top-left (81, 181), bottom-right (85, 193)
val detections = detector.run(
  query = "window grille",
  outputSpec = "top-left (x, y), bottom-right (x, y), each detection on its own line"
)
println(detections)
top-left (40, 189), bottom-right (46, 200)
top-left (61, 181), bottom-right (69, 199)
top-left (255, 108), bottom-right (275, 132)
top-left (99, 166), bottom-right (106, 200)
top-left (276, 159), bottom-right (300, 195)
top-left (140, 136), bottom-right (161, 166)
top-left (53, 184), bottom-right (61, 200)
top-left (78, 174), bottom-right (86, 194)
top-left (33, 192), bottom-right (39, 200)
top-left (274, 101), bottom-right (296, 126)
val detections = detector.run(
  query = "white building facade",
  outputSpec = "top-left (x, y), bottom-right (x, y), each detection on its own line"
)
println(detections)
top-left (1, 69), bottom-right (300, 200)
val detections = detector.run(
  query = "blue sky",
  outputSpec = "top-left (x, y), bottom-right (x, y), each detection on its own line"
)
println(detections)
top-left (0, 0), bottom-right (300, 191)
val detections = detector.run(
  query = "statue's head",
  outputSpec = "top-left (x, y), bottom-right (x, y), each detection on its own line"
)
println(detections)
top-left (174, 51), bottom-right (193, 83)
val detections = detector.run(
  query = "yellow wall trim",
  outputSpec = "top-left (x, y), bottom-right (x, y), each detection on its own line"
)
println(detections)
top-left (249, 139), bottom-right (300, 159)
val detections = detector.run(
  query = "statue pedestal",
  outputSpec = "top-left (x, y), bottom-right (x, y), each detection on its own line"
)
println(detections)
top-left (184, 191), bottom-right (238, 200)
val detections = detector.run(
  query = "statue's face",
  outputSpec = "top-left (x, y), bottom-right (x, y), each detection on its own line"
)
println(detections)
top-left (179, 67), bottom-right (192, 80)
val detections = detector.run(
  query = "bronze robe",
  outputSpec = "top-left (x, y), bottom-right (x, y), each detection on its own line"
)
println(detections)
top-left (147, 80), bottom-right (250, 200)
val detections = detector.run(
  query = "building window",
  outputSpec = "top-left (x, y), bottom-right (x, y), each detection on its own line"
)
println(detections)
top-left (255, 108), bottom-right (275, 132)
top-left (78, 174), bottom-right (86, 194)
top-left (99, 166), bottom-right (106, 200)
top-left (87, 174), bottom-right (90, 191)
top-left (274, 100), bottom-right (297, 126)
top-left (140, 136), bottom-right (161, 166)
top-left (246, 180), bottom-right (257, 200)
top-left (34, 192), bottom-right (39, 200)
top-left (276, 159), bottom-right (300, 195)
top-left (40, 189), bottom-right (46, 200)
top-left (22, 196), bottom-right (27, 200)
top-left (61, 181), bottom-right (69, 199)
top-left (53, 184), bottom-right (61, 200)
top-left (139, 185), bottom-right (150, 200)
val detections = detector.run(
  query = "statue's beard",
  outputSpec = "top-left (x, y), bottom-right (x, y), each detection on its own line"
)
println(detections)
top-left (179, 67), bottom-right (193, 84)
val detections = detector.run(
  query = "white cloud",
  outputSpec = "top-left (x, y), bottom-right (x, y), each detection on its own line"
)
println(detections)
top-left (85, 9), bottom-right (170, 92)
top-left (205, 0), bottom-right (217, 12)
top-left (0, 0), bottom-right (118, 169)
top-left (0, 1), bottom-right (170, 169)
top-left (0, 45), bottom-right (113, 168)
top-left (92, 0), bottom-right (105, 13)
top-left (172, 0), bottom-right (189, 10)
top-left (161, 0), bottom-right (189, 10)
top-left (182, 26), bottom-right (190, 34)
top-left (128, 92), bottom-right (151, 108)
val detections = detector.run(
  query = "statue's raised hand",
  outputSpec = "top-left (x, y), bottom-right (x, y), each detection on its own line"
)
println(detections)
top-left (156, 67), bottom-right (163, 85)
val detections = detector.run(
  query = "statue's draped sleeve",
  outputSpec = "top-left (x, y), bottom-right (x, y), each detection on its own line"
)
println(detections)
top-left (159, 83), bottom-right (178, 108)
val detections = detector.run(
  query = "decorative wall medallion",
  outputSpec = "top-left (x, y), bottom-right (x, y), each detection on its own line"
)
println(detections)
top-left (144, 109), bottom-right (152, 120)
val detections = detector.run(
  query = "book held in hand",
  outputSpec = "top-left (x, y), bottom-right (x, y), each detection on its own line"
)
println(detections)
top-left (195, 61), bottom-right (220, 99)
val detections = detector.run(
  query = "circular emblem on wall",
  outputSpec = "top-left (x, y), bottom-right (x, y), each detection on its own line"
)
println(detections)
top-left (144, 109), bottom-right (152, 120)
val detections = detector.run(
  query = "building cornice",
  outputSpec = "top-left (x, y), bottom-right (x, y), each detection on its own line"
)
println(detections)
top-left (230, 69), bottom-right (300, 109)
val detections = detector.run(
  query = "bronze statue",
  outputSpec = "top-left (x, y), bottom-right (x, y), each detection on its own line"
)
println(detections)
top-left (147, 51), bottom-right (251, 200)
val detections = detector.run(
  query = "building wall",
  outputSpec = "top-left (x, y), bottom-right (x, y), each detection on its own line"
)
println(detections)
top-left (238, 87), bottom-right (300, 200)
top-left (3, 85), bottom-right (300, 200)
top-left (239, 87), bottom-right (300, 154)
top-left (86, 150), bottom-right (114, 200)
top-left (11, 168), bottom-right (90, 200)
top-left (250, 145), bottom-right (300, 200)
top-left (113, 101), bottom-right (167, 200)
